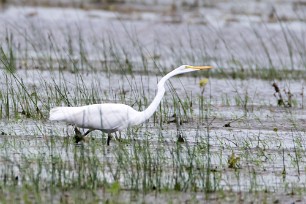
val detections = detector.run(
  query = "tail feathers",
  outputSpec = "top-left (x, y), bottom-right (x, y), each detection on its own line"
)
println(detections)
top-left (49, 107), bottom-right (70, 121)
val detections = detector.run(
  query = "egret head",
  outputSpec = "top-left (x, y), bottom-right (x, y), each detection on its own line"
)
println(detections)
top-left (176, 65), bottom-right (213, 74)
top-left (158, 65), bottom-right (214, 88)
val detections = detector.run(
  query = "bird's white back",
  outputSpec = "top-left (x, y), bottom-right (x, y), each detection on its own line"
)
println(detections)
top-left (50, 103), bottom-right (143, 133)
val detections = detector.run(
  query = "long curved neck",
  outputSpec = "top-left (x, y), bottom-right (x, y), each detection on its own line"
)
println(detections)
top-left (140, 70), bottom-right (179, 121)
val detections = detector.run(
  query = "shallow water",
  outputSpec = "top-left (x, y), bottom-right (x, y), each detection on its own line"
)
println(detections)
top-left (1, 0), bottom-right (306, 70)
top-left (1, 1), bottom-right (306, 203)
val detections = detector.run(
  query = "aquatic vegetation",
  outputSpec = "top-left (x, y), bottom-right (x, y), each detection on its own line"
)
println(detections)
top-left (0, 0), bottom-right (306, 203)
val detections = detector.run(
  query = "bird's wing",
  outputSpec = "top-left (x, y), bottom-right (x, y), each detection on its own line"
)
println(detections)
top-left (50, 104), bottom-right (134, 132)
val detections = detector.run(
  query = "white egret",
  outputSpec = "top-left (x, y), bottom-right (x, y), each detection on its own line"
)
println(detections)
top-left (49, 65), bottom-right (213, 145)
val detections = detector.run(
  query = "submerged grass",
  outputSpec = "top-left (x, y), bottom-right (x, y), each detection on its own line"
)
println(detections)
top-left (1, 123), bottom-right (306, 203)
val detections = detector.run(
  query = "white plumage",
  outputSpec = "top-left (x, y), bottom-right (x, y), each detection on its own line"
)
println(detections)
top-left (49, 65), bottom-right (213, 144)
top-left (50, 104), bottom-right (143, 133)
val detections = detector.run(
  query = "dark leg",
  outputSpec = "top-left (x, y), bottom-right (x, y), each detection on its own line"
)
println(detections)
top-left (74, 127), bottom-right (84, 143)
top-left (74, 127), bottom-right (82, 135)
top-left (84, 129), bottom-right (93, 136)
top-left (177, 130), bottom-right (185, 143)
top-left (107, 133), bottom-right (112, 146)
top-left (74, 127), bottom-right (93, 143)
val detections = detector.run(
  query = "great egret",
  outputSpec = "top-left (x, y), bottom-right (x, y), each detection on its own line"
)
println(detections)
top-left (49, 65), bottom-right (213, 145)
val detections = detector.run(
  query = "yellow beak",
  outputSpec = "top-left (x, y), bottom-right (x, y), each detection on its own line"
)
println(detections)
top-left (186, 65), bottom-right (213, 70)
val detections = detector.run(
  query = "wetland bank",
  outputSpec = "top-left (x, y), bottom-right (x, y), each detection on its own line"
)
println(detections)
top-left (1, 0), bottom-right (306, 203)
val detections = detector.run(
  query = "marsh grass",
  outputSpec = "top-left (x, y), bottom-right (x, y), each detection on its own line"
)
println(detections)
top-left (1, 5), bottom-right (306, 203)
